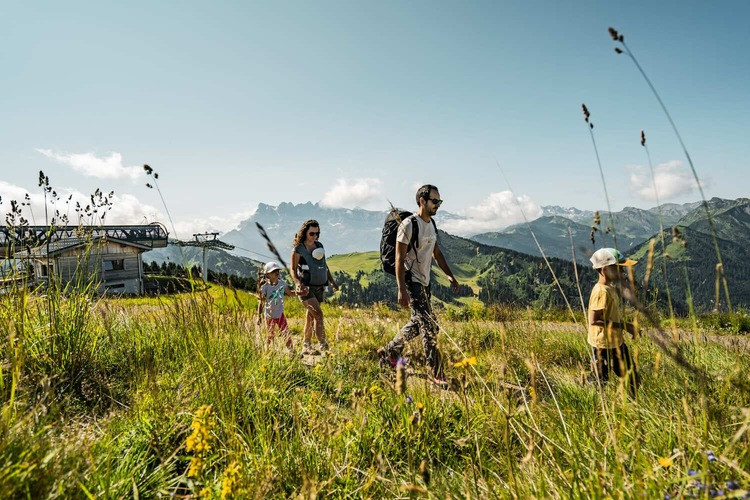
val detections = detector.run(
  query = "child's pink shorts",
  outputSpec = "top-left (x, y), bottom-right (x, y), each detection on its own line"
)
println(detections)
top-left (266, 314), bottom-right (289, 334)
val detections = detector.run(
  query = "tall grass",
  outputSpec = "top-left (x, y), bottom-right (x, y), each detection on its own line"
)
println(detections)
top-left (1, 280), bottom-right (748, 497)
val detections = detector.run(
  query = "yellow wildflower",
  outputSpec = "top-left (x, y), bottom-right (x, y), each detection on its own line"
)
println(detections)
top-left (454, 357), bottom-right (477, 369)
top-left (221, 461), bottom-right (242, 499)
top-left (369, 385), bottom-right (385, 402)
top-left (186, 405), bottom-right (216, 478)
top-left (199, 486), bottom-right (213, 498)
top-left (188, 457), bottom-right (205, 478)
top-left (657, 457), bottom-right (673, 468)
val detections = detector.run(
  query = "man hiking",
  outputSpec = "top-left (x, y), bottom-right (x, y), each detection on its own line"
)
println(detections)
top-left (378, 184), bottom-right (459, 386)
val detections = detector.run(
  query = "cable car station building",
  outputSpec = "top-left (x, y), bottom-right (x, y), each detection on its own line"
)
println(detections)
top-left (1, 224), bottom-right (169, 295)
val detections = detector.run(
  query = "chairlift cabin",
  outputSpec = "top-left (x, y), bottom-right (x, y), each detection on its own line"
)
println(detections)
top-left (1, 223), bottom-right (169, 295)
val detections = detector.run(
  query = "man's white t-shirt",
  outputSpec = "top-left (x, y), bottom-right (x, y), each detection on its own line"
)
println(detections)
top-left (396, 215), bottom-right (437, 287)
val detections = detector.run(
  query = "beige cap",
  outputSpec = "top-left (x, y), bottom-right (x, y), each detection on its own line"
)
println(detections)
top-left (590, 248), bottom-right (637, 269)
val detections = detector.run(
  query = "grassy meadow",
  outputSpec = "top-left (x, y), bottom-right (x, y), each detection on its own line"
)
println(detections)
top-left (1, 279), bottom-right (749, 499)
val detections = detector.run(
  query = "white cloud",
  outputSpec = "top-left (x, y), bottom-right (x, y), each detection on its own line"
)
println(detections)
top-left (1, 180), bottom-right (259, 244)
top-left (628, 160), bottom-right (705, 201)
top-left (37, 149), bottom-right (143, 181)
top-left (320, 178), bottom-right (383, 209)
top-left (0, 180), bottom-right (160, 226)
top-left (441, 191), bottom-right (542, 236)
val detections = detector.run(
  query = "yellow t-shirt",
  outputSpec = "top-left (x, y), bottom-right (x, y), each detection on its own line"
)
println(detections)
top-left (587, 282), bottom-right (625, 349)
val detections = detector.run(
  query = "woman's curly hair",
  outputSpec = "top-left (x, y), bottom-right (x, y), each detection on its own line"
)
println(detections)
top-left (292, 219), bottom-right (320, 248)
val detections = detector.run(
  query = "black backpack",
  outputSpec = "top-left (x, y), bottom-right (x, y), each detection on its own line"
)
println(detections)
top-left (380, 209), bottom-right (436, 276)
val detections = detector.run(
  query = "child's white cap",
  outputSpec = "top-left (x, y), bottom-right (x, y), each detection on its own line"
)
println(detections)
top-left (590, 248), bottom-right (637, 269)
top-left (263, 261), bottom-right (282, 274)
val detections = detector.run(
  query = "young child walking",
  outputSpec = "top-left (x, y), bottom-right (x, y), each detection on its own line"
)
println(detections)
top-left (259, 261), bottom-right (306, 348)
top-left (588, 248), bottom-right (641, 395)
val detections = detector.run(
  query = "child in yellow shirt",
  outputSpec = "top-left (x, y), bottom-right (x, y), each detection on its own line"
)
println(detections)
top-left (588, 248), bottom-right (640, 395)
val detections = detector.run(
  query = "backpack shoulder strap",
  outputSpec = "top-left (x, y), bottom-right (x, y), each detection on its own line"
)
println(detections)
top-left (409, 215), bottom-right (419, 250)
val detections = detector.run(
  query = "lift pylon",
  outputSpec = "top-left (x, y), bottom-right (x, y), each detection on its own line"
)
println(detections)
top-left (175, 232), bottom-right (235, 283)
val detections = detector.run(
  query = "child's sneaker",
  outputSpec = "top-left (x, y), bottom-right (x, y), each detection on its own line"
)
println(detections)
top-left (318, 342), bottom-right (330, 354)
top-left (376, 347), bottom-right (397, 369)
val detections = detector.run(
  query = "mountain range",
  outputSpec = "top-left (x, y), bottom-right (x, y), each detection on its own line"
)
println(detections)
top-left (141, 197), bottom-right (749, 311)
top-left (157, 199), bottom-right (712, 261)
top-left (472, 202), bottom-right (702, 263)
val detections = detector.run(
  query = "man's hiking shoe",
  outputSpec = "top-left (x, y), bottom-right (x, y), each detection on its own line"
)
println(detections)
top-left (377, 347), bottom-right (397, 369)
top-left (318, 342), bottom-right (330, 354)
top-left (431, 375), bottom-right (450, 390)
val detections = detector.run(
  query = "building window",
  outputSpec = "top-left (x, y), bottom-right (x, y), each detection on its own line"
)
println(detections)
top-left (104, 259), bottom-right (125, 271)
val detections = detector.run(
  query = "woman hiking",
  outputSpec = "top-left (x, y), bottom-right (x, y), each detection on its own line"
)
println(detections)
top-left (290, 219), bottom-right (338, 355)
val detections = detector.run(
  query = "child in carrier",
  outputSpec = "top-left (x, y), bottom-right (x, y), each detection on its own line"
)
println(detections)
top-left (259, 261), bottom-right (307, 348)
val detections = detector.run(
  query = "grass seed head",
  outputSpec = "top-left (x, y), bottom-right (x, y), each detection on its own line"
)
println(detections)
top-left (395, 357), bottom-right (407, 395)
top-left (419, 460), bottom-right (430, 486)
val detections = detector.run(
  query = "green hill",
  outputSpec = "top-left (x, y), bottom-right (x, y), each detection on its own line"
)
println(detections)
top-left (630, 226), bottom-right (750, 312)
top-left (472, 215), bottom-right (645, 264)
top-left (330, 231), bottom-right (595, 311)
top-left (677, 198), bottom-right (750, 244)
top-left (143, 243), bottom-right (261, 278)
top-left (626, 198), bottom-right (750, 312)
top-left (472, 207), bottom-right (678, 264)
top-left (676, 197), bottom-right (749, 227)
top-left (327, 252), bottom-right (381, 277)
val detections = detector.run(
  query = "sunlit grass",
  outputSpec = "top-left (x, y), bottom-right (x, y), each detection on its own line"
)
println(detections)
top-left (1, 281), bottom-right (748, 498)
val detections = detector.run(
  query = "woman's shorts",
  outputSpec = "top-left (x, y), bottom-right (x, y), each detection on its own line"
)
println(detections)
top-left (300, 285), bottom-right (326, 303)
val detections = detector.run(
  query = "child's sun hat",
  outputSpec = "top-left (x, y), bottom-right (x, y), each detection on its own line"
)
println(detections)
top-left (590, 248), bottom-right (637, 269)
top-left (263, 261), bottom-right (282, 274)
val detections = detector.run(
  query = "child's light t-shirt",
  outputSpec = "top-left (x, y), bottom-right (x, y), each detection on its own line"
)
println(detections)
top-left (587, 282), bottom-right (625, 349)
top-left (260, 279), bottom-right (289, 319)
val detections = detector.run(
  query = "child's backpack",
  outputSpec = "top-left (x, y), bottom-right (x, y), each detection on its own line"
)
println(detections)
top-left (380, 209), bottom-right (436, 276)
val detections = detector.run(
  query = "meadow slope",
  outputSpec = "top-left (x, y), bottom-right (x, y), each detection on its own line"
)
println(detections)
top-left (1, 284), bottom-right (749, 498)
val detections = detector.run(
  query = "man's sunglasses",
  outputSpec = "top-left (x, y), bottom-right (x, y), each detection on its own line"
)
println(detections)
top-left (428, 198), bottom-right (443, 206)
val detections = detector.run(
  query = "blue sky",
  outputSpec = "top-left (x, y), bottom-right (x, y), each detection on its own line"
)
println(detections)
top-left (1, 1), bottom-right (748, 236)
